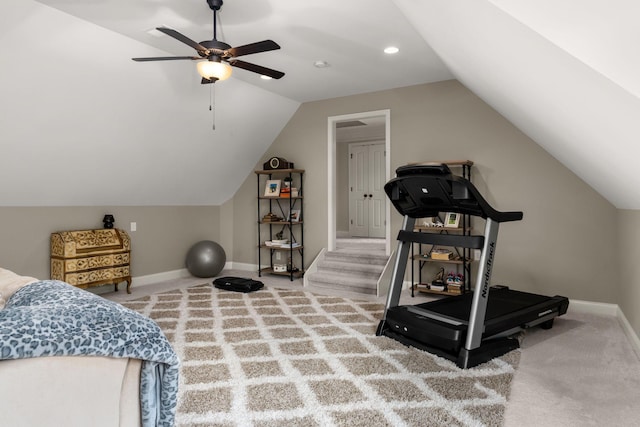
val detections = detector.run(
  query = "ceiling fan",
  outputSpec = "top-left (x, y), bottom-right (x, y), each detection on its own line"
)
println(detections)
top-left (132, 0), bottom-right (285, 84)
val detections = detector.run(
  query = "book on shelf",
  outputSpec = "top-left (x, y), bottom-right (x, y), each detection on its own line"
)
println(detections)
top-left (430, 248), bottom-right (453, 260)
top-left (279, 242), bottom-right (301, 248)
top-left (446, 283), bottom-right (463, 294)
top-left (265, 240), bottom-right (301, 248)
top-left (428, 282), bottom-right (446, 291)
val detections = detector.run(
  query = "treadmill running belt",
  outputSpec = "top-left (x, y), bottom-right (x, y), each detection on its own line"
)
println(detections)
top-left (417, 287), bottom-right (552, 321)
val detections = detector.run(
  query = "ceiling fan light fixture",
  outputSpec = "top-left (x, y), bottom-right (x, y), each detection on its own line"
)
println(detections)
top-left (384, 46), bottom-right (399, 54)
top-left (197, 60), bottom-right (233, 81)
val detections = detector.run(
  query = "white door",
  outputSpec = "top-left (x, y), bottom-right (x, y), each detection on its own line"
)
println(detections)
top-left (349, 142), bottom-right (386, 238)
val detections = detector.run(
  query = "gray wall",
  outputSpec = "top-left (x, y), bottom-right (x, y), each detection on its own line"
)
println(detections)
top-left (618, 210), bottom-right (640, 336)
top-left (2, 79), bottom-right (637, 338)
top-left (230, 80), bottom-right (619, 305)
top-left (0, 206), bottom-right (220, 282)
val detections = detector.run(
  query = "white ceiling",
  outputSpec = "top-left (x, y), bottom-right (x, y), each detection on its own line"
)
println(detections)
top-left (5, 0), bottom-right (640, 208)
top-left (35, 0), bottom-right (453, 102)
top-left (394, 0), bottom-right (640, 209)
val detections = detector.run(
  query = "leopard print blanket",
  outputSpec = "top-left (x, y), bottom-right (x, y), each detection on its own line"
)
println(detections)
top-left (0, 280), bottom-right (179, 427)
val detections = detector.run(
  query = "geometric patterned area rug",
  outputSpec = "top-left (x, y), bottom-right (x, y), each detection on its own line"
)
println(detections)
top-left (120, 285), bottom-right (520, 427)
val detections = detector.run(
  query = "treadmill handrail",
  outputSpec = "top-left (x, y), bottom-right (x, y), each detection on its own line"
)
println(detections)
top-left (398, 230), bottom-right (485, 249)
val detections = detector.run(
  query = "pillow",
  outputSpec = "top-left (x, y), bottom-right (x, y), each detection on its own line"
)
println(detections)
top-left (0, 268), bottom-right (38, 309)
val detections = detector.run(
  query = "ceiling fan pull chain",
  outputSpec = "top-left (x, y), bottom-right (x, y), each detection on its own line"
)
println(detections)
top-left (210, 83), bottom-right (216, 130)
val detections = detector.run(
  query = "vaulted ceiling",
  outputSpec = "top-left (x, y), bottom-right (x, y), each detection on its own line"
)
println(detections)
top-left (3, 0), bottom-right (639, 208)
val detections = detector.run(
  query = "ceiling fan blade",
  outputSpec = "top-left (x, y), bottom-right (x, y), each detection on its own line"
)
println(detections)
top-left (228, 60), bottom-right (285, 79)
top-left (226, 40), bottom-right (280, 58)
top-left (156, 27), bottom-right (208, 54)
top-left (201, 77), bottom-right (219, 85)
top-left (132, 56), bottom-right (200, 62)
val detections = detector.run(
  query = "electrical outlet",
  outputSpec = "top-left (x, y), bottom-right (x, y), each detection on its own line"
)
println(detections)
top-left (130, 222), bottom-right (137, 232)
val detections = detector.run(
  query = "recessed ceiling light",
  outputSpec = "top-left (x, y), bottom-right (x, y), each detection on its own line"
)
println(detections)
top-left (260, 75), bottom-right (272, 80)
top-left (384, 46), bottom-right (399, 54)
top-left (314, 60), bottom-right (330, 68)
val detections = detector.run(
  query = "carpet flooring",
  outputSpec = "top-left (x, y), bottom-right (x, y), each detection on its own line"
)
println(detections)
top-left (120, 284), bottom-right (520, 427)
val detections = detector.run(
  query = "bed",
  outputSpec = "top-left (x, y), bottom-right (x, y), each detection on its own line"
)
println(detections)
top-left (0, 268), bottom-right (179, 427)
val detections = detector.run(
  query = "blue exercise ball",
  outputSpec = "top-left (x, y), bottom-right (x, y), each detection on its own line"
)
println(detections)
top-left (186, 240), bottom-right (226, 278)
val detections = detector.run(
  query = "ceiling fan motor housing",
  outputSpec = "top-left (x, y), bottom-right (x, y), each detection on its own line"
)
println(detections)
top-left (201, 40), bottom-right (232, 57)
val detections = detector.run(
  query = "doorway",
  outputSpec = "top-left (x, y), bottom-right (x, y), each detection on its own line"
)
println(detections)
top-left (327, 110), bottom-right (391, 253)
top-left (348, 142), bottom-right (386, 238)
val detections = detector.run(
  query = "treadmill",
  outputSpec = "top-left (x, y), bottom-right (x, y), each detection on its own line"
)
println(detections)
top-left (376, 164), bottom-right (569, 368)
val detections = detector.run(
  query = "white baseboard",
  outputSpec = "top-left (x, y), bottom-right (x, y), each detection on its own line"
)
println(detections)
top-left (131, 262), bottom-right (238, 287)
top-left (303, 248), bottom-right (326, 288)
top-left (568, 299), bottom-right (618, 316)
top-left (132, 268), bottom-right (191, 287)
top-left (617, 306), bottom-right (640, 360)
top-left (224, 262), bottom-right (257, 272)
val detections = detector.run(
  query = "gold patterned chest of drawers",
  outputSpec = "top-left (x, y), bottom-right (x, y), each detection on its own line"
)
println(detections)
top-left (50, 228), bottom-right (132, 293)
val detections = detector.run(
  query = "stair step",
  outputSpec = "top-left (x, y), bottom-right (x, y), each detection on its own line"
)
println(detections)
top-left (306, 271), bottom-right (377, 295)
top-left (306, 240), bottom-right (390, 296)
top-left (336, 238), bottom-right (386, 251)
top-left (316, 259), bottom-right (384, 277)
top-left (324, 250), bottom-right (388, 265)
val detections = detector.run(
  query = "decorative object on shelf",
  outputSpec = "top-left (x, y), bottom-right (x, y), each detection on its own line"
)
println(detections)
top-left (102, 214), bottom-right (115, 229)
top-left (446, 271), bottom-right (456, 285)
top-left (273, 264), bottom-right (287, 272)
top-left (287, 256), bottom-right (299, 272)
top-left (422, 217), bottom-right (444, 227)
top-left (445, 212), bottom-right (460, 228)
top-left (264, 179), bottom-right (281, 197)
top-left (447, 273), bottom-right (464, 294)
top-left (288, 209), bottom-right (301, 222)
top-left (431, 248), bottom-right (453, 260)
top-left (262, 213), bottom-right (284, 222)
top-left (283, 176), bottom-right (292, 189)
top-left (264, 156), bottom-right (294, 170)
top-left (291, 188), bottom-right (299, 197)
top-left (429, 268), bottom-right (446, 291)
top-left (421, 217), bottom-right (435, 227)
top-left (185, 240), bottom-right (226, 278)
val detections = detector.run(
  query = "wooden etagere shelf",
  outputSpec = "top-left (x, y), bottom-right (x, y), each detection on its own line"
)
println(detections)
top-left (256, 168), bottom-right (305, 281)
top-left (410, 160), bottom-right (474, 297)
top-left (412, 284), bottom-right (464, 296)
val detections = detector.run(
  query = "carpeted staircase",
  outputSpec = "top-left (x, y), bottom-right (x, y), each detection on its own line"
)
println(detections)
top-left (306, 238), bottom-right (389, 295)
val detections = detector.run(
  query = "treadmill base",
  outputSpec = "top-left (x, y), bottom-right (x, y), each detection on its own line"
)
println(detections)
top-left (377, 320), bottom-right (520, 369)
